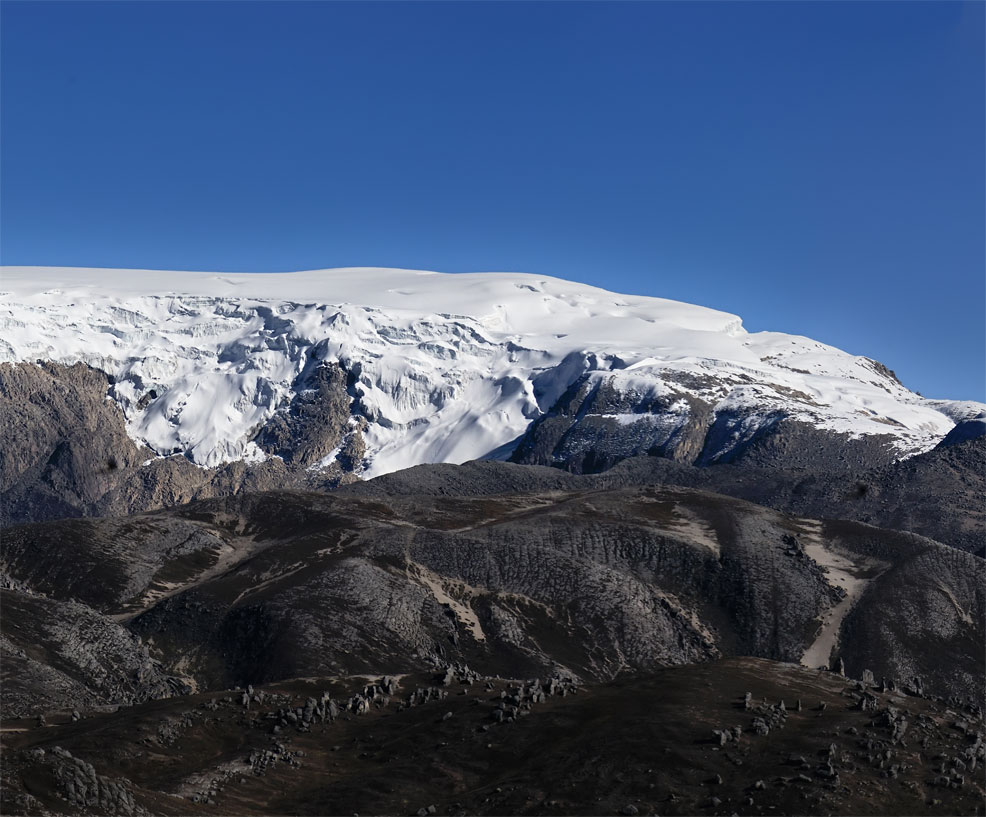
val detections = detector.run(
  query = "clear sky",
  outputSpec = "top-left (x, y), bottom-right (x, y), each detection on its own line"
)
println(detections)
top-left (1, 1), bottom-right (983, 401)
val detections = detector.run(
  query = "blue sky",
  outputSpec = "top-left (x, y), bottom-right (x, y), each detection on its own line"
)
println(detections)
top-left (1, 1), bottom-right (983, 401)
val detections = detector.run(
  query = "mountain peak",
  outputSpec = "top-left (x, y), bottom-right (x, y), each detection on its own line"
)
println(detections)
top-left (0, 265), bottom-right (976, 477)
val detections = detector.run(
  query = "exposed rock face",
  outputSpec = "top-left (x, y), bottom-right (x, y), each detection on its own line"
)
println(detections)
top-left (1, 589), bottom-right (183, 717)
top-left (0, 362), bottom-right (358, 525)
top-left (44, 747), bottom-right (144, 816)
top-left (1, 515), bottom-right (230, 613)
top-left (938, 417), bottom-right (986, 448)
top-left (253, 361), bottom-right (365, 470)
top-left (3, 361), bottom-right (981, 534)
top-left (836, 531), bottom-right (986, 696)
top-left (509, 372), bottom-right (715, 472)
top-left (693, 415), bottom-right (901, 472)
top-left (510, 373), bottom-right (905, 474)
top-left (0, 361), bottom-right (149, 521)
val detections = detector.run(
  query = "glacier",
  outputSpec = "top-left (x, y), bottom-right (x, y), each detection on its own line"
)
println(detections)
top-left (0, 265), bottom-right (977, 477)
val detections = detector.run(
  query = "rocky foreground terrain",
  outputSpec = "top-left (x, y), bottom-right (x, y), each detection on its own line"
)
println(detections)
top-left (2, 448), bottom-right (984, 815)
top-left (2, 659), bottom-right (983, 817)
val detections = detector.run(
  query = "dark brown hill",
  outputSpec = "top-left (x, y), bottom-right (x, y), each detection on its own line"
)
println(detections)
top-left (4, 480), bottom-right (982, 717)
top-left (2, 658), bottom-right (982, 816)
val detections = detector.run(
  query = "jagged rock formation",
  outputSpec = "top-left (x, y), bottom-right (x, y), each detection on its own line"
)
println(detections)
top-left (508, 372), bottom-right (909, 474)
top-left (26, 746), bottom-right (145, 816)
top-left (252, 360), bottom-right (366, 469)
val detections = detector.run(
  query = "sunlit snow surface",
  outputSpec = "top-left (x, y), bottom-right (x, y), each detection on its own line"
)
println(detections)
top-left (0, 266), bottom-right (976, 476)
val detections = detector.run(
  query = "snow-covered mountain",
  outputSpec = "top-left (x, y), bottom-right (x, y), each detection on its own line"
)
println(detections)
top-left (1, 265), bottom-right (981, 478)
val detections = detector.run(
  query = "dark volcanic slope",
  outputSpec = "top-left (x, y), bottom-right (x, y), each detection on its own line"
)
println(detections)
top-left (2, 659), bottom-right (983, 817)
top-left (347, 440), bottom-right (986, 556)
top-left (0, 590), bottom-right (184, 718)
top-left (2, 460), bottom-right (984, 817)
top-left (3, 479), bottom-right (982, 715)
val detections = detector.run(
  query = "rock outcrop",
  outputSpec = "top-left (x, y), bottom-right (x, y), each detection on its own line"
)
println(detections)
top-left (0, 362), bottom-right (358, 526)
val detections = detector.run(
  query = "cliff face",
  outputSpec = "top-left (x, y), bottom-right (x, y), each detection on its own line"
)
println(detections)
top-left (507, 370), bottom-right (912, 474)
top-left (0, 362), bottom-right (358, 525)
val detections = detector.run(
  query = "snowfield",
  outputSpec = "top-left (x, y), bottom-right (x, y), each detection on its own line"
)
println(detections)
top-left (0, 265), bottom-right (977, 477)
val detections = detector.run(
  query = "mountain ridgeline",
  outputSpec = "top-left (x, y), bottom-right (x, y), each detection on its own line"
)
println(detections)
top-left (2, 266), bottom-right (983, 492)
top-left (1, 266), bottom-right (983, 816)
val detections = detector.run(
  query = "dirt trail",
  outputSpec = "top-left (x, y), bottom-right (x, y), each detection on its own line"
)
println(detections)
top-left (406, 560), bottom-right (486, 642)
top-left (799, 520), bottom-right (885, 670)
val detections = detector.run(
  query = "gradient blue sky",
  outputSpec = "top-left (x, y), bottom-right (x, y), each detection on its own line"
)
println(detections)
top-left (2, 1), bottom-right (983, 400)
